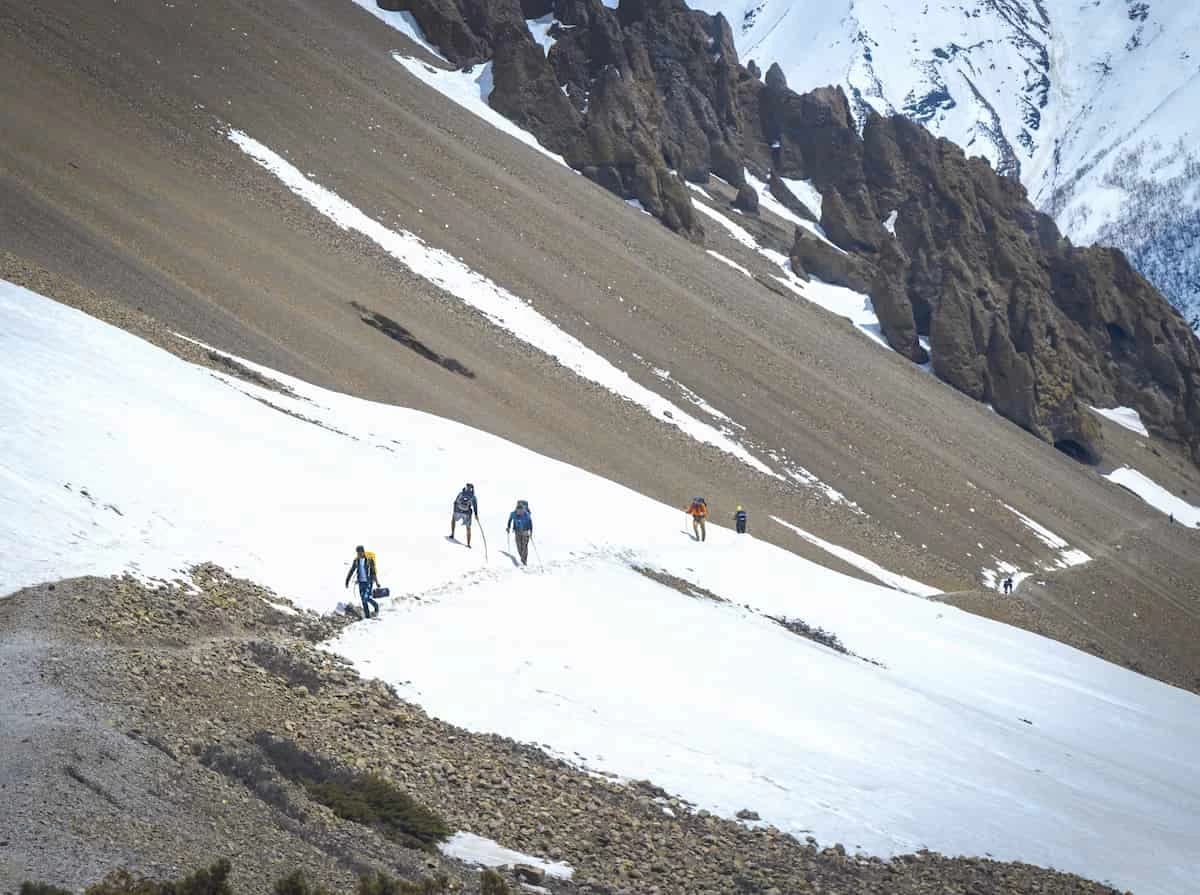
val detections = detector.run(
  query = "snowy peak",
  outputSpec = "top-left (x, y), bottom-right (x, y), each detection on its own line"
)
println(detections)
top-left (705, 0), bottom-right (1056, 177)
top-left (690, 0), bottom-right (1200, 325)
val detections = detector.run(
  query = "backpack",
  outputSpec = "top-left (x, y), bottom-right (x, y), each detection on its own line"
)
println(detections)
top-left (364, 550), bottom-right (378, 578)
top-left (516, 499), bottom-right (529, 512)
top-left (455, 490), bottom-right (473, 513)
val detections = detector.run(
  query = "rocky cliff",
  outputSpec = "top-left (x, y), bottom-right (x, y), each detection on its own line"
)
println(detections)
top-left (379, 0), bottom-right (1200, 465)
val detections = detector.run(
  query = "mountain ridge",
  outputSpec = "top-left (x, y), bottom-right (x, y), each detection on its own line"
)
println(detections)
top-left (689, 0), bottom-right (1200, 328)
top-left (380, 0), bottom-right (1200, 464)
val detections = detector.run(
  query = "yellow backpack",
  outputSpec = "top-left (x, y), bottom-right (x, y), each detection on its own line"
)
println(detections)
top-left (364, 550), bottom-right (378, 578)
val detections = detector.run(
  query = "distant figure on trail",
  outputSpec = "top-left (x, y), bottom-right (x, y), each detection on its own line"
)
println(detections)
top-left (734, 505), bottom-right (748, 535)
top-left (344, 545), bottom-right (380, 618)
top-left (686, 497), bottom-right (709, 542)
top-left (1003, 576), bottom-right (1014, 595)
top-left (507, 499), bottom-right (533, 566)
top-left (450, 483), bottom-right (479, 547)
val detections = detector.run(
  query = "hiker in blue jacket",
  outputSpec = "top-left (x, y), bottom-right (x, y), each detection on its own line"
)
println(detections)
top-left (507, 499), bottom-right (533, 566)
top-left (450, 483), bottom-right (479, 547)
top-left (343, 545), bottom-right (379, 618)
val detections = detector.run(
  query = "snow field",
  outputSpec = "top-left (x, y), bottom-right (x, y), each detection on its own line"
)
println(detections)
top-left (2, 282), bottom-right (1199, 895)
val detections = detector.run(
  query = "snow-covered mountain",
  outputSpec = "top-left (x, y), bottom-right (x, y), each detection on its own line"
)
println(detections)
top-left (689, 0), bottom-right (1200, 328)
top-left (4, 279), bottom-right (1200, 895)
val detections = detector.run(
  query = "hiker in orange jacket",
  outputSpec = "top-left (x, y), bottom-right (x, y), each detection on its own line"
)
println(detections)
top-left (686, 496), bottom-right (709, 542)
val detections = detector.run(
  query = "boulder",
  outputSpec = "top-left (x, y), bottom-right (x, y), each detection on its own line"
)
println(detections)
top-left (513, 865), bottom-right (546, 884)
top-left (732, 183), bottom-right (759, 214)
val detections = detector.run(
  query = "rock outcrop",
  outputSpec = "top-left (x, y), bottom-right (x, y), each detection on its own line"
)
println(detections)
top-left (382, 0), bottom-right (1200, 463)
top-left (783, 110), bottom-right (1200, 463)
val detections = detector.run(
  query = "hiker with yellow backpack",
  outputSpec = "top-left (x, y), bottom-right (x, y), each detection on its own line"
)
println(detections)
top-left (344, 544), bottom-right (381, 618)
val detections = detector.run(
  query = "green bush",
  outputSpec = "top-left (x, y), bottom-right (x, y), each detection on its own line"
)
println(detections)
top-left (254, 733), bottom-right (450, 851)
top-left (20, 884), bottom-right (73, 895)
top-left (307, 775), bottom-right (451, 851)
top-left (356, 872), bottom-right (449, 895)
top-left (273, 870), bottom-right (329, 895)
top-left (81, 860), bottom-right (232, 895)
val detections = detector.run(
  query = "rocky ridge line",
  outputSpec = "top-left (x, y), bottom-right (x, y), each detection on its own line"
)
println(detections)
top-left (378, 0), bottom-right (1200, 466)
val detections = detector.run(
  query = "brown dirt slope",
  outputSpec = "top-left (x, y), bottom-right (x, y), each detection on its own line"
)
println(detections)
top-left (1, 0), bottom-right (1199, 690)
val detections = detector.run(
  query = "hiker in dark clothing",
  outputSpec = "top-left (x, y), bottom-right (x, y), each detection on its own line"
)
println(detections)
top-left (1003, 577), bottom-right (1014, 595)
top-left (734, 505), bottom-right (748, 534)
top-left (450, 483), bottom-right (479, 547)
top-left (507, 500), bottom-right (533, 566)
top-left (344, 545), bottom-right (380, 618)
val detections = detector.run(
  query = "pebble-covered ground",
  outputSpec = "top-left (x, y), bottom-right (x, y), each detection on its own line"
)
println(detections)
top-left (0, 568), bottom-right (1129, 895)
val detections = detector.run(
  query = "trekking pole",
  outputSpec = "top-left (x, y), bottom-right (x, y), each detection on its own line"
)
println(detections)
top-left (478, 519), bottom-right (489, 562)
top-left (531, 535), bottom-right (543, 569)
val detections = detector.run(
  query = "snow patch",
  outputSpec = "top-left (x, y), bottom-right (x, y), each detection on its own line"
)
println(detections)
top-left (779, 176), bottom-right (824, 220)
top-left (692, 199), bottom-right (758, 250)
top-left (392, 56), bottom-right (568, 168)
top-left (706, 249), bottom-right (753, 277)
top-left (883, 210), bottom-right (898, 237)
top-left (745, 172), bottom-right (840, 249)
top-left (347, 0), bottom-right (448, 62)
top-left (772, 516), bottom-right (941, 597)
top-left (1088, 405), bottom-right (1149, 437)
top-left (440, 832), bottom-right (574, 879)
top-left (980, 560), bottom-right (1030, 594)
top-left (228, 130), bottom-right (772, 476)
top-left (1105, 467), bottom-right (1200, 528)
top-left (1004, 505), bottom-right (1091, 569)
top-left (525, 14), bottom-right (559, 57)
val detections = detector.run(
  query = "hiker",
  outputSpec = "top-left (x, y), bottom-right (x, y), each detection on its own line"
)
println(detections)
top-left (734, 505), bottom-right (748, 534)
top-left (344, 545), bottom-right (380, 618)
top-left (507, 499), bottom-right (534, 566)
top-left (686, 496), bottom-right (709, 542)
top-left (450, 483), bottom-right (479, 547)
top-left (1003, 577), bottom-right (1014, 595)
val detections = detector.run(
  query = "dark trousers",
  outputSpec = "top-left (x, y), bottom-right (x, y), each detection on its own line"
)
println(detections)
top-left (358, 580), bottom-right (379, 618)
top-left (515, 530), bottom-right (531, 565)
top-left (736, 518), bottom-right (747, 534)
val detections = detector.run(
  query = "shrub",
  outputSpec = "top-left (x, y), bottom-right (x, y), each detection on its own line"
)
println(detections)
top-left (254, 733), bottom-right (450, 851)
top-left (82, 860), bottom-right (232, 895)
top-left (200, 743), bottom-right (298, 816)
top-left (356, 872), bottom-right (449, 895)
top-left (273, 871), bottom-right (329, 895)
top-left (20, 885), bottom-right (73, 895)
